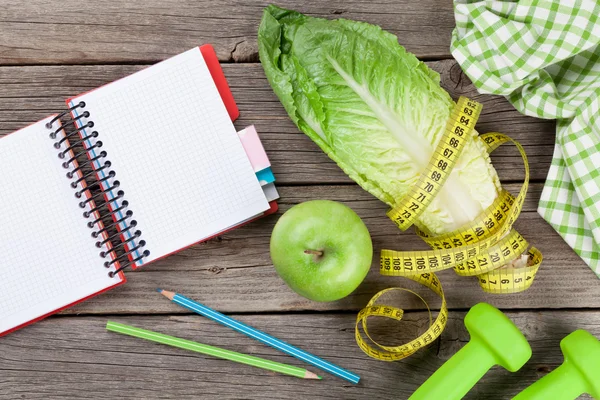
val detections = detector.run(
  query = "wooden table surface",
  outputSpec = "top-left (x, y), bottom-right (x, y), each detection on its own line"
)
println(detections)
top-left (1, 1), bottom-right (598, 399)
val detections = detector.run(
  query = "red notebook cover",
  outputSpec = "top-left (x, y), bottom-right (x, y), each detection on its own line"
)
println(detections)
top-left (2, 45), bottom-right (277, 336)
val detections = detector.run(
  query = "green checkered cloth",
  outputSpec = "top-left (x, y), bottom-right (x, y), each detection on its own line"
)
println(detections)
top-left (450, 0), bottom-right (600, 276)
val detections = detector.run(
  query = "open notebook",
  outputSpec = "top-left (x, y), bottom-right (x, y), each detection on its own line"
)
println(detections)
top-left (0, 46), bottom-right (278, 336)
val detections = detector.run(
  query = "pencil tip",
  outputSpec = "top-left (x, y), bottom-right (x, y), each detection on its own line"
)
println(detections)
top-left (156, 288), bottom-right (162, 293)
top-left (158, 289), bottom-right (175, 300)
top-left (304, 371), bottom-right (322, 380)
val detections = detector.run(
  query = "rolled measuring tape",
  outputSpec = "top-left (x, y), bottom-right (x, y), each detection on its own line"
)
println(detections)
top-left (356, 97), bottom-right (542, 361)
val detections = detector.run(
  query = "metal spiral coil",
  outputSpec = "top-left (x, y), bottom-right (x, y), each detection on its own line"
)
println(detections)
top-left (47, 102), bottom-right (150, 277)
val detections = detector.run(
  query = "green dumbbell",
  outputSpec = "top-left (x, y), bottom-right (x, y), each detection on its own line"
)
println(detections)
top-left (514, 330), bottom-right (600, 399)
top-left (409, 303), bottom-right (532, 400)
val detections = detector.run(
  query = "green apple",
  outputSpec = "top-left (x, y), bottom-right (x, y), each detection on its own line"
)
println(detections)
top-left (270, 200), bottom-right (373, 302)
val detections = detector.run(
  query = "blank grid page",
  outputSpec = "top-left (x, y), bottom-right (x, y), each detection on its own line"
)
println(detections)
top-left (0, 118), bottom-right (122, 334)
top-left (70, 48), bottom-right (269, 264)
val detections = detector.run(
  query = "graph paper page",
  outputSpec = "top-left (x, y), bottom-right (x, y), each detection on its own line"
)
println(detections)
top-left (70, 48), bottom-right (269, 264)
top-left (0, 118), bottom-right (123, 335)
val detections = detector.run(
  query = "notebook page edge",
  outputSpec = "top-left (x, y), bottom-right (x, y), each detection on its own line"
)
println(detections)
top-left (136, 200), bottom-right (278, 268)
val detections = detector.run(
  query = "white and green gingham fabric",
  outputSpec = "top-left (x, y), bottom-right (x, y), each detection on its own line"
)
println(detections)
top-left (450, 0), bottom-right (600, 276)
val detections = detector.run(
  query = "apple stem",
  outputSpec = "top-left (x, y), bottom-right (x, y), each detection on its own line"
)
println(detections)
top-left (304, 249), bottom-right (324, 257)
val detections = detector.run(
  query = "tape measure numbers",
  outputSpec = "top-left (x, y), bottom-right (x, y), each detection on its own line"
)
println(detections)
top-left (386, 97), bottom-right (482, 231)
top-left (356, 97), bottom-right (542, 361)
top-left (381, 228), bottom-right (529, 277)
top-left (478, 247), bottom-right (542, 294)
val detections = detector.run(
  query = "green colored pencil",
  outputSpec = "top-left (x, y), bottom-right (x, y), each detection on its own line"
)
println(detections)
top-left (106, 321), bottom-right (321, 380)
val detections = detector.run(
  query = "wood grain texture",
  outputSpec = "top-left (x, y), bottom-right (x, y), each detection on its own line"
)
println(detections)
top-left (54, 182), bottom-right (598, 315)
top-left (0, 0), bottom-right (454, 65)
top-left (0, 311), bottom-right (595, 399)
top-left (0, 61), bottom-right (556, 184)
top-left (3, 3), bottom-right (598, 400)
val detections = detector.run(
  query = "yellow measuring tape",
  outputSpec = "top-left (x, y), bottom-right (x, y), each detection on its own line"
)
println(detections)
top-left (356, 274), bottom-right (448, 361)
top-left (356, 97), bottom-right (543, 361)
top-left (387, 97), bottom-right (481, 231)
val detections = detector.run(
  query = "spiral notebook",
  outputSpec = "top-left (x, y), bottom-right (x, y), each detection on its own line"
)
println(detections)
top-left (0, 45), bottom-right (278, 336)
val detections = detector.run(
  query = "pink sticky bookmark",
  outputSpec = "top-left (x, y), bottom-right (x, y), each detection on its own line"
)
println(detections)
top-left (238, 125), bottom-right (270, 172)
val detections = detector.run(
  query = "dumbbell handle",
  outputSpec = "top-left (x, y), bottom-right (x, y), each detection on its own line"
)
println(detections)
top-left (513, 362), bottom-right (587, 400)
top-left (410, 340), bottom-right (496, 400)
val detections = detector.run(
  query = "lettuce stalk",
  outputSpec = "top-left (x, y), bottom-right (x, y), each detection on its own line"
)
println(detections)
top-left (258, 5), bottom-right (501, 235)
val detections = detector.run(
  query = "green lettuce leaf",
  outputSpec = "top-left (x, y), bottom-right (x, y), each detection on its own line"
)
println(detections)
top-left (258, 5), bottom-right (501, 234)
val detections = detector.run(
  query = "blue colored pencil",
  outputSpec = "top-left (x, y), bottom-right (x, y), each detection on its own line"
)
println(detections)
top-left (157, 289), bottom-right (360, 384)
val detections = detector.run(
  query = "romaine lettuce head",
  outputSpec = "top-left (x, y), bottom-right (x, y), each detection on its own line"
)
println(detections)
top-left (258, 5), bottom-right (501, 235)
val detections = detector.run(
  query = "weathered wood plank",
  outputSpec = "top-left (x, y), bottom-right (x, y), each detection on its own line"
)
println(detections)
top-left (0, 311), bottom-right (595, 399)
top-left (54, 183), bottom-right (599, 315)
top-left (0, 0), bottom-right (454, 65)
top-left (0, 61), bottom-right (556, 183)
